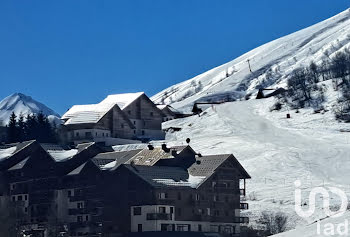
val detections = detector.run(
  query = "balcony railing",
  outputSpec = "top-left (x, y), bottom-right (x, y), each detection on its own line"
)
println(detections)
top-left (240, 203), bottom-right (249, 210)
top-left (234, 217), bottom-right (249, 224)
top-left (146, 213), bottom-right (172, 221)
top-left (240, 189), bottom-right (246, 196)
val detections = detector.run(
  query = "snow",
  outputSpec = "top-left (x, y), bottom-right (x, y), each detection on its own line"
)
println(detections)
top-left (101, 160), bottom-right (117, 170)
top-left (0, 146), bottom-right (17, 161)
top-left (152, 8), bottom-right (350, 113)
top-left (162, 97), bottom-right (350, 232)
top-left (101, 92), bottom-right (144, 110)
top-left (0, 93), bottom-right (60, 125)
top-left (152, 175), bottom-right (206, 188)
top-left (47, 149), bottom-right (78, 161)
top-left (62, 92), bottom-right (144, 125)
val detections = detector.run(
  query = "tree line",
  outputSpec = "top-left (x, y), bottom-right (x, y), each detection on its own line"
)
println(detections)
top-left (7, 112), bottom-right (57, 143)
top-left (275, 48), bottom-right (350, 121)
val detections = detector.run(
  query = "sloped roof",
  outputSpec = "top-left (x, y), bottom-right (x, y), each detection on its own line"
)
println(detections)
top-left (189, 154), bottom-right (251, 179)
top-left (123, 164), bottom-right (205, 189)
top-left (8, 156), bottom-right (30, 170)
top-left (62, 92), bottom-right (144, 125)
top-left (91, 149), bottom-right (142, 170)
top-left (101, 92), bottom-right (144, 110)
top-left (129, 146), bottom-right (189, 166)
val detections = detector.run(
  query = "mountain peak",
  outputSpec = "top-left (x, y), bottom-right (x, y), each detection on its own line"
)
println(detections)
top-left (0, 93), bottom-right (60, 125)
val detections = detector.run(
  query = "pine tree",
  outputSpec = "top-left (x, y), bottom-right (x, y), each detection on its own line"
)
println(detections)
top-left (7, 112), bottom-right (18, 143)
top-left (17, 113), bottom-right (25, 142)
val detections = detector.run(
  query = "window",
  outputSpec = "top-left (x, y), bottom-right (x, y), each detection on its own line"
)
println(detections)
top-left (150, 112), bottom-right (153, 116)
top-left (198, 208), bottom-right (203, 214)
top-left (138, 224), bottom-right (142, 232)
top-left (207, 208), bottom-right (211, 216)
top-left (68, 190), bottom-right (72, 197)
top-left (214, 210), bottom-right (220, 216)
top-left (128, 110), bottom-right (131, 115)
top-left (76, 132), bottom-right (79, 137)
top-left (133, 207), bottom-right (141, 216)
top-left (159, 207), bottom-right (166, 213)
top-left (158, 192), bottom-right (167, 199)
top-left (133, 130), bottom-right (136, 134)
top-left (170, 207), bottom-right (174, 214)
top-left (85, 215), bottom-right (89, 221)
top-left (133, 121), bottom-right (136, 125)
top-left (212, 181), bottom-right (217, 188)
top-left (25, 195), bottom-right (28, 201)
top-left (195, 194), bottom-right (200, 201)
top-left (77, 202), bottom-right (83, 209)
top-left (85, 132), bottom-right (92, 138)
top-left (18, 195), bottom-right (23, 201)
top-left (12, 196), bottom-right (15, 202)
top-left (142, 130), bottom-right (145, 135)
top-left (24, 207), bottom-right (28, 213)
top-left (77, 216), bottom-right (83, 222)
top-left (213, 195), bottom-right (219, 202)
top-left (198, 224), bottom-right (202, 232)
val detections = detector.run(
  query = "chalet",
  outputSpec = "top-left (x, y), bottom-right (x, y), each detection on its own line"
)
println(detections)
top-left (61, 92), bottom-right (165, 145)
top-left (156, 105), bottom-right (176, 122)
top-left (0, 141), bottom-right (251, 237)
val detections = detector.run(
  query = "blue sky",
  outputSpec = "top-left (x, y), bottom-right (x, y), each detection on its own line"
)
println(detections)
top-left (0, 0), bottom-right (348, 115)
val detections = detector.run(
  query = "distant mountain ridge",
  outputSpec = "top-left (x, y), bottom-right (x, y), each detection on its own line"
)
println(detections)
top-left (0, 93), bottom-right (60, 125)
top-left (152, 8), bottom-right (350, 112)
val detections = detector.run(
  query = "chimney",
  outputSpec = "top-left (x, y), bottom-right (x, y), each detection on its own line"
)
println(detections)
top-left (148, 144), bottom-right (154, 150)
top-left (162, 144), bottom-right (170, 153)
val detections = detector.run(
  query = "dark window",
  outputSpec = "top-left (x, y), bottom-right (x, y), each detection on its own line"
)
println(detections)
top-left (150, 112), bottom-right (153, 116)
top-left (128, 110), bottom-right (131, 115)
top-left (24, 207), bottom-right (28, 213)
top-left (161, 224), bottom-right (168, 231)
top-left (170, 207), bottom-right (174, 214)
top-left (12, 196), bottom-right (15, 202)
top-left (85, 215), bottom-right (89, 221)
top-left (133, 121), bottom-right (136, 125)
top-left (85, 132), bottom-right (92, 138)
top-left (25, 195), bottom-right (28, 201)
top-left (133, 130), bottom-right (136, 134)
top-left (77, 216), bottom-right (83, 222)
top-left (214, 210), bottom-right (220, 216)
top-left (133, 207), bottom-right (141, 215)
top-left (68, 190), bottom-right (72, 197)
top-left (142, 130), bottom-right (145, 135)
top-left (18, 195), bottom-right (23, 201)
top-left (198, 224), bottom-right (202, 232)
top-left (138, 224), bottom-right (142, 232)
top-left (76, 132), bottom-right (79, 137)
top-left (159, 207), bottom-right (166, 213)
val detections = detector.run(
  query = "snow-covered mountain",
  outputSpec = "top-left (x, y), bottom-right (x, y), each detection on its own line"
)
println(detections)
top-left (152, 8), bottom-right (350, 112)
top-left (152, 9), bottom-right (350, 236)
top-left (0, 93), bottom-right (60, 126)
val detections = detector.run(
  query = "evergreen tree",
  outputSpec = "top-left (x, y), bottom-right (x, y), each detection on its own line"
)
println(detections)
top-left (7, 112), bottom-right (18, 143)
top-left (17, 113), bottom-right (25, 142)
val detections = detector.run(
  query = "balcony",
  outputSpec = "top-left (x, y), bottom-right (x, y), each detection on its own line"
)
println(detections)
top-left (240, 203), bottom-right (249, 210)
top-left (234, 217), bottom-right (249, 224)
top-left (240, 189), bottom-right (246, 196)
top-left (146, 213), bottom-right (172, 221)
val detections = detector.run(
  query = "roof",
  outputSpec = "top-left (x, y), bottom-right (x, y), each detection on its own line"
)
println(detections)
top-left (189, 154), bottom-right (251, 179)
top-left (8, 156), bottom-right (30, 170)
top-left (101, 92), bottom-right (144, 110)
top-left (129, 146), bottom-right (189, 166)
top-left (0, 146), bottom-right (17, 162)
top-left (91, 149), bottom-right (142, 170)
top-left (62, 92), bottom-right (144, 125)
top-left (123, 164), bottom-right (205, 189)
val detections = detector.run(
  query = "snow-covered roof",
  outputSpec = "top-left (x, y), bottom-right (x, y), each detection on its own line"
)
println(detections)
top-left (124, 165), bottom-right (207, 189)
top-left (62, 92), bottom-right (144, 125)
top-left (47, 149), bottom-right (78, 162)
top-left (101, 92), bottom-right (144, 110)
top-left (0, 146), bottom-right (17, 162)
